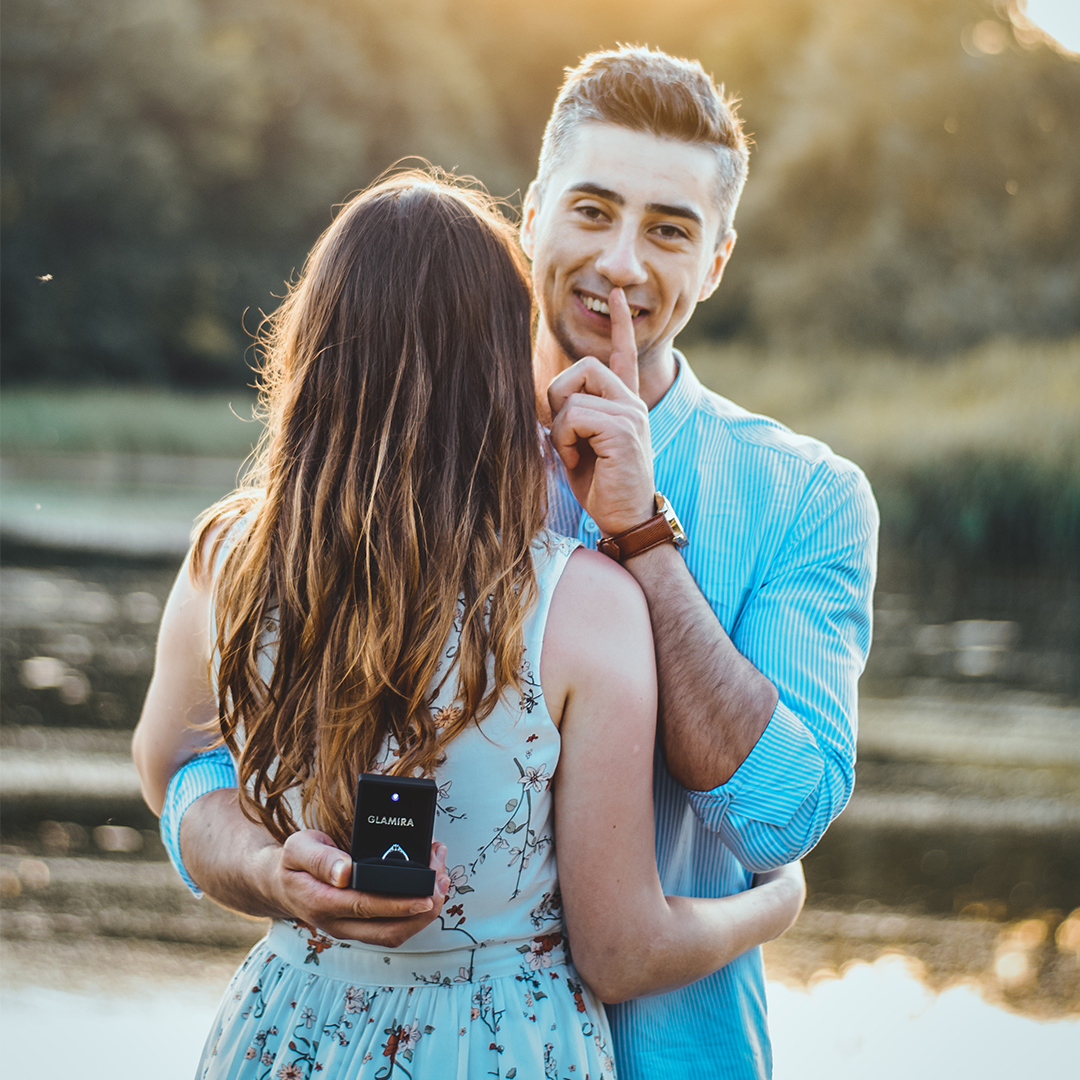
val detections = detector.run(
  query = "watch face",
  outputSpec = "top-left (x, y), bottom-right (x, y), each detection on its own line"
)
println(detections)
top-left (656, 493), bottom-right (689, 547)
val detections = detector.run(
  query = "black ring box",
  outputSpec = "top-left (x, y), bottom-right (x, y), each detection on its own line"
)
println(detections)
top-left (350, 773), bottom-right (437, 897)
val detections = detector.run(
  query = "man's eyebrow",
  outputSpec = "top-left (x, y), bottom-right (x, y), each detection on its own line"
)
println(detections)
top-left (568, 182), bottom-right (625, 206)
top-left (645, 202), bottom-right (703, 228)
top-left (568, 184), bottom-right (703, 228)
top-left (568, 183), bottom-right (704, 229)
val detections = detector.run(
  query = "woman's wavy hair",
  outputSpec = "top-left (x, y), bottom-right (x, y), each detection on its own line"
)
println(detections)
top-left (192, 171), bottom-right (547, 849)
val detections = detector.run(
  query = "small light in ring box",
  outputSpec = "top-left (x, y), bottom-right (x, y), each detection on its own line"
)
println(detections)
top-left (391, 792), bottom-right (400, 802)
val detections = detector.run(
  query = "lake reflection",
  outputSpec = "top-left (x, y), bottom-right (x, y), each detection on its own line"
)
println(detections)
top-left (0, 936), bottom-right (1076, 1080)
top-left (763, 906), bottom-right (1080, 1023)
top-left (2, 462), bottom-right (1079, 1074)
top-left (767, 951), bottom-right (1079, 1079)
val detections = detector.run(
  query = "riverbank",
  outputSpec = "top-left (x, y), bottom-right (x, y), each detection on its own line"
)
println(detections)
top-left (5, 336), bottom-right (1079, 576)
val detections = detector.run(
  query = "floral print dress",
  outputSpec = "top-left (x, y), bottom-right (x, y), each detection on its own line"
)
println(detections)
top-left (197, 531), bottom-right (617, 1080)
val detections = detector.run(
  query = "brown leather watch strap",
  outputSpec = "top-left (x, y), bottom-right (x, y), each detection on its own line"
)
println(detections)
top-left (597, 511), bottom-right (675, 563)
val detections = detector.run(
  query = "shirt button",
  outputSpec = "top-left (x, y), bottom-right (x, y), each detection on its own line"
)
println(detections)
top-left (582, 518), bottom-right (599, 535)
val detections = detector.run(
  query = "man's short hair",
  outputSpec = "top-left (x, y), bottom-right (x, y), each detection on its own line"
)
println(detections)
top-left (536, 46), bottom-right (750, 235)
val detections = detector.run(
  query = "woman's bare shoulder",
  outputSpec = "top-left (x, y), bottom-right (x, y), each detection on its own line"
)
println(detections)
top-left (540, 547), bottom-right (653, 718)
top-left (190, 491), bottom-right (263, 588)
top-left (556, 546), bottom-right (647, 619)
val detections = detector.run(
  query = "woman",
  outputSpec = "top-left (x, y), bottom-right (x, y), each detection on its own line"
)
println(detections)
top-left (133, 172), bottom-right (803, 1078)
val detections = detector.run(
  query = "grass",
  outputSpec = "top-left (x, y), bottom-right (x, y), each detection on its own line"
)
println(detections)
top-left (684, 336), bottom-right (1080, 474)
top-left (3, 338), bottom-right (1077, 568)
top-left (0, 388), bottom-right (262, 458)
top-left (4, 338), bottom-right (1075, 464)
top-left (683, 336), bottom-right (1080, 570)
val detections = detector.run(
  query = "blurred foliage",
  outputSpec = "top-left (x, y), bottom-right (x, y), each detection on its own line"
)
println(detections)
top-left (686, 335), bottom-right (1080, 471)
top-left (4, 339), bottom-right (1075, 569)
top-left (688, 335), bottom-right (1080, 571)
top-left (2, 0), bottom-right (1078, 384)
top-left (873, 455), bottom-right (1079, 572)
top-left (0, 388), bottom-right (260, 456)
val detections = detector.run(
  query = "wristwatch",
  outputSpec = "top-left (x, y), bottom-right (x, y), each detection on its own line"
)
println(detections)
top-left (597, 492), bottom-right (688, 563)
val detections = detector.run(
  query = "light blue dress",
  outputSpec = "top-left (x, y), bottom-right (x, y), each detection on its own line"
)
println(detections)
top-left (196, 530), bottom-right (617, 1080)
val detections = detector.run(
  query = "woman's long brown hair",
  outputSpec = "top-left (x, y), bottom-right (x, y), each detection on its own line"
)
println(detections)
top-left (191, 172), bottom-right (547, 849)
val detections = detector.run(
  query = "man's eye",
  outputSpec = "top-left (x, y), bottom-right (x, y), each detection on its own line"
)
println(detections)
top-left (576, 205), bottom-right (606, 221)
top-left (655, 224), bottom-right (688, 241)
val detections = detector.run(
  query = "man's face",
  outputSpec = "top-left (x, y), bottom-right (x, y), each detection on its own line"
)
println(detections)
top-left (522, 122), bottom-right (734, 374)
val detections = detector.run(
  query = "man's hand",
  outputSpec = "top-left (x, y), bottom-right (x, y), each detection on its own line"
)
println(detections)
top-left (180, 789), bottom-right (451, 949)
top-left (265, 830), bottom-right (452, 948)
top-left (547, 287), bottom-right (655, 535)
top-left (545, 291), bottom-right (777, 793)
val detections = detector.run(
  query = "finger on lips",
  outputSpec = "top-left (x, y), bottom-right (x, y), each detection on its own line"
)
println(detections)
top-left (607, 287), bottom-right (640, 394)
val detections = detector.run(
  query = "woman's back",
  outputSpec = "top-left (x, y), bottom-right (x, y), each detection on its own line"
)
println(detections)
top-left (363, 530), bottom-right (576, 960)
top-left (198, 530), bottom-right (620, 1079)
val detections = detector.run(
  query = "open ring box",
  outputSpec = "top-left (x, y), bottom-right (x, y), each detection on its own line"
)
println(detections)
top-left (350, 773), bottom-right (437, 896)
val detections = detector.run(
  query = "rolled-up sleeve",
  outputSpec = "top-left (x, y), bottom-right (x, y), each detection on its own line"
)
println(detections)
top-left (160, 745), bottom-right (239, 896)
top-left (686, 464), bottom-right (878, 871)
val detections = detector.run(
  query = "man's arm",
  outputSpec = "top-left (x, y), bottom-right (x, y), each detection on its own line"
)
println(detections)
top-left (546, 290), bottom-right (778, 789)
top-left (137, 540), bottom-right (452, 944)
top-left (160, 752), bottom-right (451, 947)
top-left (630, 467), bottom-right (877, 870)
top-left (547, 288), bottom-right (877, 870)
top-left (627, 544), bottom-right (777, 790)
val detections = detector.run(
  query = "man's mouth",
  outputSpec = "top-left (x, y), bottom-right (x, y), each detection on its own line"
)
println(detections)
top-left (576, 291), bottom-right (647, 319)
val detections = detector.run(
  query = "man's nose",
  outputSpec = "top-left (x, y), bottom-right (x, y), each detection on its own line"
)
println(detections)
top-left (593, 227), bottom-right (648, 289)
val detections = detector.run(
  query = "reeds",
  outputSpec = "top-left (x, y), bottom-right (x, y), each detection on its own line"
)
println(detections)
top-left (685, 336), bottom-right (1080, 570)
top-left (3, 337), bottom-right (1078, 569)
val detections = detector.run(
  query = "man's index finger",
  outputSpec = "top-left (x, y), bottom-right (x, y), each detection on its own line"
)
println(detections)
top-left (608, 287), bottom-right (639, 396)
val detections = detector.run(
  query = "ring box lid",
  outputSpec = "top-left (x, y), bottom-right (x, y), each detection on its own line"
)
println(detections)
top-left (350, 773), bottom-right (437, 897)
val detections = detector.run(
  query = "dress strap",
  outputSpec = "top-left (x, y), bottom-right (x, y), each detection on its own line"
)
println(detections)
top-left (524, 530), bottom-right (582, 665)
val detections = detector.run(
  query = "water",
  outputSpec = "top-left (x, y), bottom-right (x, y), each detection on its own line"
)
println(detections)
top-left (1, 943), bottom-right (1076, 1079)
top-left (1, 455), bottom-right (1078, 1071)
top-left (0, 985), bottom-right (218, 1078)
top-left (767, 955), bottom-right (1079, 1079)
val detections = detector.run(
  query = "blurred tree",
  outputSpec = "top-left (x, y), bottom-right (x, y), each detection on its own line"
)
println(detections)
top-left (2, 0), bottom-right (1077, 383)
top-left (720, 0), bottom-right (1080, 352)
top-left (0, 0), bottom-right (510, 383)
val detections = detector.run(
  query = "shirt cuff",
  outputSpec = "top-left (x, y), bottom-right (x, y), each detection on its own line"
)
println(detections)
top-left (160, 746), bottom-right (239, 897)
top-left (686, 700), bottom-right (824, 832)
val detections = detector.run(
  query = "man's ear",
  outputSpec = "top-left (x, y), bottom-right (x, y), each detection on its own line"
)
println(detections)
top-left (697, 229), bottom-right (737, 302)
top-left (520, 181), bottom-right (540, 260)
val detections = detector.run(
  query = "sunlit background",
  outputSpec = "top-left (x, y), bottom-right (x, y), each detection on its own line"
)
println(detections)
top-left (1020, 0), bottom-right (1080, 54)
top-left (1, 0), bottom-right (1077, 1076)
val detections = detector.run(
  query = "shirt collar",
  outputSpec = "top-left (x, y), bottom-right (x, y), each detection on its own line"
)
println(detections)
top-left (648, 350), bottom-right (703, 457)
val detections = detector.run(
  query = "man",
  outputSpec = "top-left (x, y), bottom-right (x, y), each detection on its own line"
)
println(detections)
top-left (144, 47), bottom-right (876, 1078)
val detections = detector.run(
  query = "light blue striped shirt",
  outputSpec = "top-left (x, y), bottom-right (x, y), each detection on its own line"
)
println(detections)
top-left (546, 358), bottom-right (877, 1078)
top-left (160, 355), bottom-right (878, 1077)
